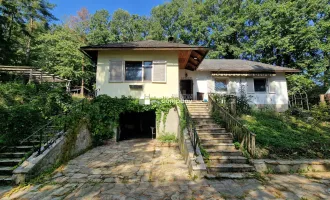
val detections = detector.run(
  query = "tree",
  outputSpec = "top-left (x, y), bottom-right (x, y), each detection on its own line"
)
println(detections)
top-left (88, 9), bottom-right (114, 45)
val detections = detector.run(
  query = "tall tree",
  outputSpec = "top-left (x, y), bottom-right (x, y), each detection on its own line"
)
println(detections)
top-left (88, 9), bottom-right (114, 45)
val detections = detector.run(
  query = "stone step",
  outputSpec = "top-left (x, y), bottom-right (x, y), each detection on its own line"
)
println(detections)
top-left (199, 134), bottom-right (232, 140)
top-left (191, 115), bottom-right (212, 119)
top-left (200, 138), bottom-right (233, 144)
top-left (195, 124), bottom-right (223, 129)
top-left (203, 144), bottom-right (236, 151)
top-left (207, 164), bottom-right (254, 173)
top-left (0, 175), bottom-right (12, 185)
top-left (192, 118), bottom-right (216, 124)
top-left (189, 112), bottom-right (210, 115)
top-left (20, 140), bottom-right (42, 146)
top-left (6, 146), bottom-right (34, 152)
top-left (207, 156), bottom-right (247, 164)
top-left (0, 159), bottom-right (21, 166)
top-left (0, 152), bottom-right (26, 159)
top-left (0, 167), bottom-right (13, 175)
top-left (196, 128), bottom-right (227, 133)
top-left (205, 172), bottom-right (254, 179)
top-left (207, 150), bottom-right (242, 156)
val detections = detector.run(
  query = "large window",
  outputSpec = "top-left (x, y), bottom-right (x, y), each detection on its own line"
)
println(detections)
top-left (215, 79), bottom-right (228, 92)
top-left (125, 61), bottom-right (142, 81)
top-left (109, 60), bottom-right (166, 82)
top-left (254, 78), bottom-right (267, 92)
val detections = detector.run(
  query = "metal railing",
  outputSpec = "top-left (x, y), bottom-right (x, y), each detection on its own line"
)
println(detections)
top-left (19, 98), bottom-right (87, 156)
top-left (208, 94), bottom-right (256, 157)
top-left (179, 93), bottom-right (199, 154)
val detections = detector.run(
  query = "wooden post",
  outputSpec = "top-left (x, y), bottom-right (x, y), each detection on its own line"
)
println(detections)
top-left (320, 94), bottom-right (325, 104)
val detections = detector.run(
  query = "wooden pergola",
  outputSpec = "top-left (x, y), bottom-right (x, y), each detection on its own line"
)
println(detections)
top-left (0, 65), bottom-right (71, 91)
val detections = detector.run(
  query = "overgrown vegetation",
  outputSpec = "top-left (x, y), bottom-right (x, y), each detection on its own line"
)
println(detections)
top-left (0, 82), bottom-right (72, 145)
top-left (62, 95), bottom-right (178, 145)
top-left (157, 133), bottom-right (177, 143)
top-left (242, 107), bottom-right (330, 159)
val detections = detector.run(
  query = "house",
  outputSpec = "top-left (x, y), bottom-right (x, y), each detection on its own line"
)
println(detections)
top-left (179, 59), bottom-right (300, 112)
top-left (80, 40), bottom-right (209, 99)
top-left (80, 40), bottom-right (300, 112)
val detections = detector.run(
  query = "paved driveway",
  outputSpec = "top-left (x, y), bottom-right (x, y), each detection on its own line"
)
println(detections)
top-left (1, 139), bottom-right (330, 199)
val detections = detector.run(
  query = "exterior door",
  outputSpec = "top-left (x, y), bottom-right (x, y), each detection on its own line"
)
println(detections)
top-left (180, 79), bottom-right (193, 100)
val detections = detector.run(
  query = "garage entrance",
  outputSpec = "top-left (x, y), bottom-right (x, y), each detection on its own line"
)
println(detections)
top-left (119, 111), bottom-right (156, 140)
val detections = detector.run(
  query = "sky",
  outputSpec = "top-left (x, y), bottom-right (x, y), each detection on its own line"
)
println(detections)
top-left (52, 0), bottom-right (167, 23)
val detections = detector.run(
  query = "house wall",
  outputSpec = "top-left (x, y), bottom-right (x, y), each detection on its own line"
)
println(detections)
top-left (180, 70), bottom-right (289, 111)
top-left (97, 50), bottom-right (179, 98)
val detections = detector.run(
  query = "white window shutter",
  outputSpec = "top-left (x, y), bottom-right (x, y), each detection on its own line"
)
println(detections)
top-left (228, 80), bottom-right (237, 94)
top-left (269, 78), bottom-right (276, 93)
top-left (247, 78), bottom-right (254, 93)
top-left (109, 60), bottom-right (123, 82)
top-left (152, 61), bottom-right (166, 82)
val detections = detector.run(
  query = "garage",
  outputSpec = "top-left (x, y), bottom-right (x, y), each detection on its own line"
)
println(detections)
top-left (118, 111), bottom-right (156, 140)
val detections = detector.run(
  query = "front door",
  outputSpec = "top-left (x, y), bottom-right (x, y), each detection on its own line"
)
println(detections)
top-left (180, 79), bottom-right (193, 100)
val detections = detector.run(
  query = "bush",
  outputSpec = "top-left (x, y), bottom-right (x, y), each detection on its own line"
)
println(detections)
top-left (157, 133), bottom-right (177, 143)
top-left (0, 82), bottom-right (73, 145)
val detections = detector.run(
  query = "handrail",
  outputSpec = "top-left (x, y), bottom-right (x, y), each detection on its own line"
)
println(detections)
top-left (19, 98), bottom-right (87, 156)
top-left (208, 94), bottom-right (256, 157)
top-left (179, 93), bottom-right (200, 155)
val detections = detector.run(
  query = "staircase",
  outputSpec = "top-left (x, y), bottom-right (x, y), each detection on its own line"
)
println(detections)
top-left (0, 133), bottom-right (51, 185)
top-left (186, 101), bottom-right (254, 179)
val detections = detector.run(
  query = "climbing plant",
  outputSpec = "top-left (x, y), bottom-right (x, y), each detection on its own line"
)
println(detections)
top-left (63, 95), bottom-right (178, 145)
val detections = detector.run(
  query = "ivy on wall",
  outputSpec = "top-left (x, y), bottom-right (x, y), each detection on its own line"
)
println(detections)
top-left (64, 95), bottom-right (178, 145)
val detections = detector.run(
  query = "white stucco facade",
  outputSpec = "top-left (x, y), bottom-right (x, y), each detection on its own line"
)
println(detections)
top-left (179, 70), bottom-right (289, 111)
top-left (96, 50), bottom-right (179, 98)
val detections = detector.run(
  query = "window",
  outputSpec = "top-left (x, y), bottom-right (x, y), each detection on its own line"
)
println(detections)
top-left (109, 60), bottom-right (123, 82)
top-left (215, 79), bottom-right (227, 92)
top-left (152, 61), bottom-right (166, 82)
top-left (254, 78), bottom-right (267, 92)
top-left (143, 61), bottom-right (152, 81)
top-left (125, 61), bottom-right (142, 81)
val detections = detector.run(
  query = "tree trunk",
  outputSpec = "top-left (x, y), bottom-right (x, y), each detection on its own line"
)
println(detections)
top-left (81, 59), bottom-right (85, 96)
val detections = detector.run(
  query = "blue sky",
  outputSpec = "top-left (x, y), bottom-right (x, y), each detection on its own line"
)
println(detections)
top-left (52, 0), bottom-right (167, 23)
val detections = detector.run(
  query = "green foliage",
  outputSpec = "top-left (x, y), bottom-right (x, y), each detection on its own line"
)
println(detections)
top-left (234, 142), bottom-right (240, 150)
top-left (242, 110), bottom-right (330, 159)
top-left (199, 145), bottom-right (209, 160)
top-left (63, 95), bottom-right (178, 145)
top-left (0, 82), bottom-right (72, 145)
top-left (157, 133), bottom-right (177, 143)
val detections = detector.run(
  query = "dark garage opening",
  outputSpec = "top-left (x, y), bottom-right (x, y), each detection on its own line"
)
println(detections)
top-left (119, 111), bottom-right (156, 140)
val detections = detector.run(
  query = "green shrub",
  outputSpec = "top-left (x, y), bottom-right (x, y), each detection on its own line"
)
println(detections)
top-left (157, 133), bottom-right (177, 143)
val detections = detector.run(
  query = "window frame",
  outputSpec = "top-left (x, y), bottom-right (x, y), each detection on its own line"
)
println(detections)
top-left (214, 78), bottom-right (229, 93)
top-left (122, 60), bottom-right (154, 82)
top-left (253, 78), bottom-right (267, 93)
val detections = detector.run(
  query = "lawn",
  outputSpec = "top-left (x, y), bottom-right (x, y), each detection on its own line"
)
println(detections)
top-left (241, 110), bottom-right (330, 159)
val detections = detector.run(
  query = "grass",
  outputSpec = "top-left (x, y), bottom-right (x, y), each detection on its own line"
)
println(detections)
top-left (157, 133), bottom-right (177, 143)
top-left (241, 110), bottom-right (330, 159)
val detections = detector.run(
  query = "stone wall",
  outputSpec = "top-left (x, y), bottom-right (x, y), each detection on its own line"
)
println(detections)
top-left (13, 123), bottom-right (92, 184)
top-left (252, 159), bottom-right (330, 173)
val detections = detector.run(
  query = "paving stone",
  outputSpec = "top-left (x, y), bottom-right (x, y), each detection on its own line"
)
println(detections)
top-left (3, 139), bottom-right (330, 200)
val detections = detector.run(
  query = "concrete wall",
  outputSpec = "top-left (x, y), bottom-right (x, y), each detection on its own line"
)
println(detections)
top-left (158, 108), bottom-right (180, 137)
top-left (180, 70), bottom-right (289, 111)
top-left (97, 50), bottom-right (179, 98)
top-left (13, 123), bottom-right (92, 184)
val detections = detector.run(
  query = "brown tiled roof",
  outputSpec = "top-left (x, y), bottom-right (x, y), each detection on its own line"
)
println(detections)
top-left (81, 40), bottom-right (206, 50)
top-left (197, 59), bottom-right (301, 73)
